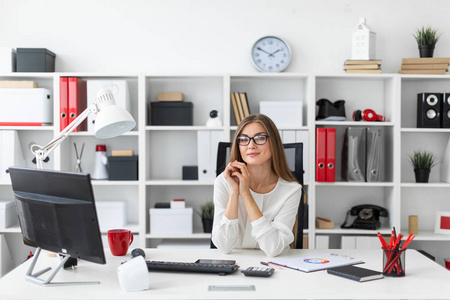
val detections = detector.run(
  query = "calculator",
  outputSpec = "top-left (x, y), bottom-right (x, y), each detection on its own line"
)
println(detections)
top-left (241, 266), bottom-right (274, 277)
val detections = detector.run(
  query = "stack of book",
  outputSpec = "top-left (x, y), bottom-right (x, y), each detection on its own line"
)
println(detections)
top-left (344, 59), bottom-right (382, 74)
top-left (398, 57), bottom-right (450, 75)
top-left (230, 92), bottom-right (250, 125)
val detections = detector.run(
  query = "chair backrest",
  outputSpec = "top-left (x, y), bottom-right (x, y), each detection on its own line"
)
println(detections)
top-left (214, 142), bottom-right (305, 249)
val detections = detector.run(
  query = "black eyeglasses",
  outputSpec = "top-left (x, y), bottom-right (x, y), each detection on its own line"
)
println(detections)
top-left (236, 135), bottom-right (269, 146)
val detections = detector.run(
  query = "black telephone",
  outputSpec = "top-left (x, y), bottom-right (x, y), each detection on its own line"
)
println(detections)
top-left (341, 204), bottom-right (388, 230)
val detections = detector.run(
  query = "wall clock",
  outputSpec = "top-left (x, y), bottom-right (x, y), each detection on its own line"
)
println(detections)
top-left (251, 36), bottom-right (292, 72)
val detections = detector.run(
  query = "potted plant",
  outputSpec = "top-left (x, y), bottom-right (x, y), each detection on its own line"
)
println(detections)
top-left (200, 201), bottom-right (214, 233)
top-left (409, 150), bottom-right (437, 183)
top-left (413, 26), bottom-right (442, 58)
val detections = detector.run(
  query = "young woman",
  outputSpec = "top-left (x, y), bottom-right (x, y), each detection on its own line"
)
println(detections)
top-left (211, 114), bottom-right (302, 257)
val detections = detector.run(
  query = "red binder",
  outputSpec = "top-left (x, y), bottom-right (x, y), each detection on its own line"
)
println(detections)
top-left (316, 128), bottom-right (327, 182)
top-left (326, 128), bottom-right (336, 182)
top-left (68, 77), bottom-right (87, 132)
top-left (59, 77), bottom-right (69, 131)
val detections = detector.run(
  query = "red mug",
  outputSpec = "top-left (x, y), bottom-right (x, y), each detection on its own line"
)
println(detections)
top-left (108, 229), bottom-right (133, 256)
top-left (445, 258), bottom-right (450, 270)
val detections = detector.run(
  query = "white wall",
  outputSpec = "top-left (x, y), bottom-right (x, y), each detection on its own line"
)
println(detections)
top-left (1, 0), bottom-right (450, 74)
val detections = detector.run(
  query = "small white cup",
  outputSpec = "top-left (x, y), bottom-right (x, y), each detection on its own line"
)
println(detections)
top-left (117, 256), bottom-right (149, 292)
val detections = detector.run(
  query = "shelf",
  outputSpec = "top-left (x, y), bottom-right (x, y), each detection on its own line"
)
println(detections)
top-left (68, 131), bottom-right (139, 136)
top-left (230, 126), bottom-right (308, 131)
top-left (145, 126), bottom-right (224, 131)
top-left (401, 128), bottom-right (450, 133)
top-left (145, 233), bottom-right (211, 239)
top-left (400, 231), bottom-right (450, 241)
top-left (91, 180), bottom-right (139, 186)
top-left (315, 227), bottom-right (392, 235)
top-left (401, 182), bottom-right (450, 188)
top-left (316, 121), bottom-right (394, 127)
top-left (0, 126), bottom-right (54, 131)
top-left (146, 180), bottom-right (214, 186)
top-left (315, 182), bottom-right (394, 187)
top-left (0, 225), bottom-right (21, 234)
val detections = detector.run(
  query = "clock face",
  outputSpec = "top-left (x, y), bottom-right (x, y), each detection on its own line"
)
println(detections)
top-left (251, 36), bottom-right (291, 72)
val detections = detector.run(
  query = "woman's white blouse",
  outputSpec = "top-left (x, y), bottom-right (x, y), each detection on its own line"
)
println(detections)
top-left (211, 173), bottom-right (302, 257)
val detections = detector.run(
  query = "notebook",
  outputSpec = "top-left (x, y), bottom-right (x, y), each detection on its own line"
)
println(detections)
top-left (269, 253), bottom-right (363, 273)
top-left (327, 265), bottom-right (383, 282)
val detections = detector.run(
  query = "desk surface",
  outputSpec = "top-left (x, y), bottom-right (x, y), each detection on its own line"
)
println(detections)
top-left (0, 248), bottom-right (449, 300)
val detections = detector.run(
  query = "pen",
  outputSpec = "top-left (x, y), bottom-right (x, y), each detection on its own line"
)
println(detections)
top-left (260, 261), bottom-right (282, 269)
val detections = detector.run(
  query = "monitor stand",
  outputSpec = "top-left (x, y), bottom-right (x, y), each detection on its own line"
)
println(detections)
top-left (25, 248), bottom-right (101, 286)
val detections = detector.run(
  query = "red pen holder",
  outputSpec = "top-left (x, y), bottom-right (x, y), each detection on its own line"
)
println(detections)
top-left (383, 249), bottom-right (406, 277)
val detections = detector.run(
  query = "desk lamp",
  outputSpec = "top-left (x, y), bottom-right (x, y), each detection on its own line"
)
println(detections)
top-left (31, 88), bottom-right (136, 169)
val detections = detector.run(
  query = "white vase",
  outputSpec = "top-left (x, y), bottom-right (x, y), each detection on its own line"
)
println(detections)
top-left (440, 137), bottom-right (450, 182)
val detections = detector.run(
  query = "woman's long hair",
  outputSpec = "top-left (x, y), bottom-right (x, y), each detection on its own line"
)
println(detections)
top-left (229, 114), bottom-right (297, 183)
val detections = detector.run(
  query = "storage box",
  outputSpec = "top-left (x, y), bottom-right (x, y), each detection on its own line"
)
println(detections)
top-left (108, 156), bottom-right (138, 180)
top-left (157, 92), bottom-right (184, 101)
top-left (0, 201), bottom-right (18, 229)
top-left (182, 166), bottom-right (198, 180)
top-left (316, 217), bottom-right (334, 229)
top-left (150, 208), bottom-right (193, 235)
top-left (0, 47), bottom-right (16, 72)
top-left (16, 48), bottom-right (55, 72)
top-left (0, 88), bottom-right (53, 125)
top-left (259, 101), bottom-right (302, 127)
top-left (150, 102), bottom-right (193, 125)
top-left (95, 201), bottom-right (126, 231)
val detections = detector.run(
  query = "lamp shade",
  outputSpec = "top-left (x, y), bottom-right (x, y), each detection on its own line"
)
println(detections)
top-left (94, 88), bottom-right (136, 139)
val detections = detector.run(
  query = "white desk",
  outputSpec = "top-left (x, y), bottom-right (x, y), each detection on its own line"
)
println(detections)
top-left (0, 248), bottom-right (449, 299)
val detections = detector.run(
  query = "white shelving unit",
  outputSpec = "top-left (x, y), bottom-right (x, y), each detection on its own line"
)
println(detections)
top-left (1, 72), bottom-right (450, 275)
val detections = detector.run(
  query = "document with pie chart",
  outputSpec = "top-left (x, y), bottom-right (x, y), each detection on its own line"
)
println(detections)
top-left (269, 253), bottom-right (363, 273)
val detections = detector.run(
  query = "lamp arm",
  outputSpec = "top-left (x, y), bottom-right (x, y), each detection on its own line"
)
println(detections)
top-left (32, 104), bottom-right (97, 169)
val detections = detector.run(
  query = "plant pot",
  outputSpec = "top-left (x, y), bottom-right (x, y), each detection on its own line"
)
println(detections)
top-left (202, 218), bottom-right (213, 233)
top-left (419, 45), bottom-right (435, 58)
top-left (414, 168), bottom-right (430, 183)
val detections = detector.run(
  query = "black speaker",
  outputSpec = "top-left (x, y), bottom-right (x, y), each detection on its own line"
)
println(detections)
top-left (442, 93), bottom-right (450, 128)
top-left (417, 93), bottom-right (442, 128)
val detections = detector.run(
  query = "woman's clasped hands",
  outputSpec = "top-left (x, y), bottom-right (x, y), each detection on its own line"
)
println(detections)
top-left (224, 160), bottom-right (251, 196)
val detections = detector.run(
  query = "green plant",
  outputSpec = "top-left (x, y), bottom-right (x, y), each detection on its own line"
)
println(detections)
top-left (413, 26), bottom-right (442, 46)
top-left (409, 150), bottom-right (437, 169)
top-left (200, 201), bottom-right (215, 220)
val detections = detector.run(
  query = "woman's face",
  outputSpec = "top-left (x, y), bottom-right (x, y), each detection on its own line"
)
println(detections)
top-left (238, 122), bottom-right (272, 166)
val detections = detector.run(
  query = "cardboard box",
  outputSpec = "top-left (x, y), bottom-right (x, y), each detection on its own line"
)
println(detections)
top-left (95, 201), bottom-right (126, 231)
top-left (0, 47), bottom-right (16, 72)
top-left (158, 92), bottom-right (184, 101)
top-left (150, 208), bottom-right (193, 235)
top-left (149, 102), bottom-right (193, 125)
top-left (16, 48), bottom-right (55, 72)
top-left (316, 217), bottom-right (335, 229)
top-left (0, 88), bottom-right (53, 125)
top-left (259, 101), bottom-right (303, 127)
top-left (0, 201), bottom-right (18, 229)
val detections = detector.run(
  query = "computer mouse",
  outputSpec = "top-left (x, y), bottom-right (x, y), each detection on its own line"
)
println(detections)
top-left (131, 248), bottom-right (146, 259)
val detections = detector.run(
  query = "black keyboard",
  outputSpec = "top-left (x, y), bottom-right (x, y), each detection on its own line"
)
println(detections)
top-left (146, 260), bottom-right (240, 275)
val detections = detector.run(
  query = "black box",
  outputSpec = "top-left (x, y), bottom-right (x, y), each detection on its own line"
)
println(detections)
top-left (108, 156), bottom-right (138, 180)
top-left (182, 166), bottom-right (198, 180)
top-left (16, 48), bottom-right (56, 72)
top-left (150, 102), bottom-right (193, 125)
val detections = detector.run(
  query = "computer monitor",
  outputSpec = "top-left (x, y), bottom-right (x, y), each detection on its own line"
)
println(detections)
top-left (9, 167), bottom-right (106, 286)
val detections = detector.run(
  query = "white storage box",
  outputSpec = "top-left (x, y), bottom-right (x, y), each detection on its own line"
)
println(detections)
top-left (260, 101), bottom-right (303, 127)
top-left (0, 47), bottom-right (16, 73)
top-left (95, 201), bottom-right (126, 231)
top-left (0, 201), bottom-right (18, 229)
top-left (150, 208), bottom-right (193, 235)
top-left (0, 88), bottom-right (52, 126)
